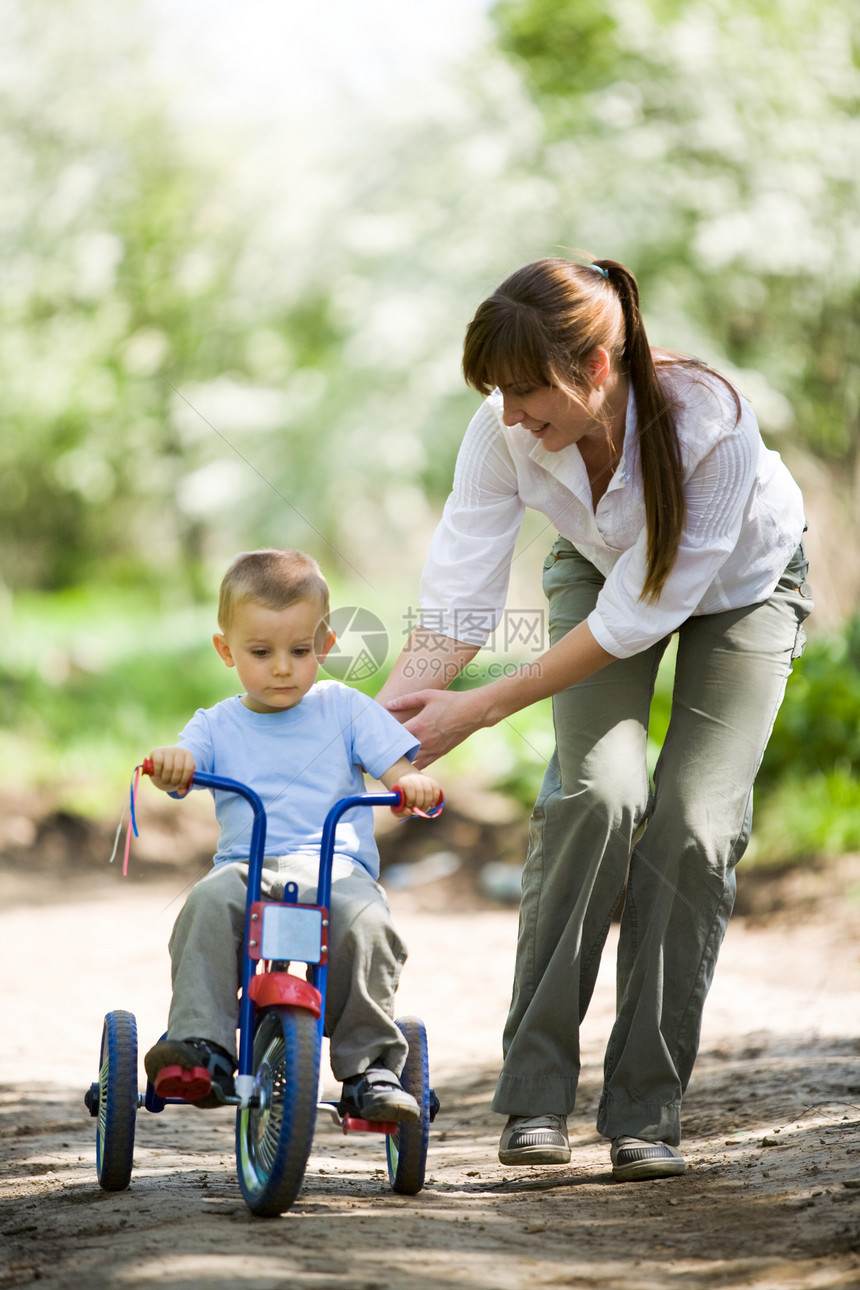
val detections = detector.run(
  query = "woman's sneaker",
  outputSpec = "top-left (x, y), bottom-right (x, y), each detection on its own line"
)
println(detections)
top-left (499, 1114), bottom-right (571, 1165)
top-left (338, 1060), bottom-right (420, 1123)
top-left (610, 1136), bottom-right (686, 1181)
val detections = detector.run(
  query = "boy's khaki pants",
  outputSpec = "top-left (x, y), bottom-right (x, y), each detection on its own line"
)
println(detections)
top-left (166, 854), bottom-right (408, 1080)
top-left (493, 538), bottom-right (813, 1145)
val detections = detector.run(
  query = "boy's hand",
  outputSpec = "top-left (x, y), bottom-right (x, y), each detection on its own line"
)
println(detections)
top-left (390, 771), bottom-right (443, 819)
top-left (147, 747), bottom-right (196, 797)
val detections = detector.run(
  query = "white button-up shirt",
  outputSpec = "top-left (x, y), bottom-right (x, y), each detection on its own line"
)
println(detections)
top-left (419, 368), bottom-right (806, 658)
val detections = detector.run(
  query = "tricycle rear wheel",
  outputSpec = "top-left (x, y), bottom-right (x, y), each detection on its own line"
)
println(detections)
top-left (96, 1010), bottom-right (138, 1191)
top-left (386, 1015), bottom-right (430, 1195)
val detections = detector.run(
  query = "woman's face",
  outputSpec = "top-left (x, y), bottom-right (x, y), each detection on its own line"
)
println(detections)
top-left (499, 381), bottom-right (602, 453)
top-left (497, 347), bottom-right (612, 453)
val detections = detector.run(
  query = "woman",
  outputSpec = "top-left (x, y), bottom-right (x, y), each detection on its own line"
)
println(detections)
top-left (378, 257), bottom-right (812, 1181)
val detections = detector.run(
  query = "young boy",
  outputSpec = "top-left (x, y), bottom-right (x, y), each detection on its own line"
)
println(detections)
top-left (143, 548), bottom-right (442, 1122)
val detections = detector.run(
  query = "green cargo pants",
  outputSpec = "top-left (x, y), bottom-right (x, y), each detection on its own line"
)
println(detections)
top-left (493, 537), bottom-right (813, 1144)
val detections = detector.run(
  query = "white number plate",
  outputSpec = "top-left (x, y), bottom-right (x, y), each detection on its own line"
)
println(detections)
top-left (260, 904), bottom-right (324, 964)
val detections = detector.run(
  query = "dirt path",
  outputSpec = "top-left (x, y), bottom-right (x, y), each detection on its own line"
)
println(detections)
top-left (2, 865), bottom-right (859, 1290)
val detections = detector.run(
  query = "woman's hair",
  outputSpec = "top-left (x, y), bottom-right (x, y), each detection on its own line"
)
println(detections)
top-left (462, 257), bottom-right (733, 600)
top-left (218, 548), bottom-right (330, 636)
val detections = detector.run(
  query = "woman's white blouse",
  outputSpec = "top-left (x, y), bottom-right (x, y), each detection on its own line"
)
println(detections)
top-left (419, 369), bottom-right (806, 659)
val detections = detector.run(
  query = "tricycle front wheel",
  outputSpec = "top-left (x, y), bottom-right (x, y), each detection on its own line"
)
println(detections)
top-left (236, 1005), bottom-right (320, 1217)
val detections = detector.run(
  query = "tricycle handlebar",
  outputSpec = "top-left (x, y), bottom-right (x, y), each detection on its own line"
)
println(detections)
top-left (137, 759), bottom-right (441, 1082)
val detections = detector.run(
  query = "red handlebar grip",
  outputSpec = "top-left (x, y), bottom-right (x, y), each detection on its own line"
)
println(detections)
top-left (142, 757), bottom-right (154, 776)
top-left (390, 785), bottom-right (405, 811)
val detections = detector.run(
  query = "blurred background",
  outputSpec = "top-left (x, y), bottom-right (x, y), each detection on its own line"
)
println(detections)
top-left (1, 0), bottom-right (859, 875)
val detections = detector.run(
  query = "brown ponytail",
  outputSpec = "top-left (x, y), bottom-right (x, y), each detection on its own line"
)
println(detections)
top-left (462, 256), bottom-right (702, 602)
top-left (592, 260), bottom-right (686, 600)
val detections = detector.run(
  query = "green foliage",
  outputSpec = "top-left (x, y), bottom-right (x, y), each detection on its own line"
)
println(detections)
top-left (749, 769), bottom-right (860, 868)
top-left (7, 0), bottom-right (859, 604)
top-left (0, 0), bottom-right (551, 597)
top-left (2, 0), bottom-right (859, 871)
top-left (0, 18), bottom-right (245, 593)
top-left (492, 0), bottom-right (860, 467)
top-left (0, 587), bottom-right (227, 805)
top-left (4, 585), bottom-right (860, 869)
top-left (494, 0), bottom-right (622, 103)
top-left (0, 576), bottom-right (428, 806)
top-left (489, 0), bottom-right (860, 864)
top-left (757, 617), bottom-right (860, 790)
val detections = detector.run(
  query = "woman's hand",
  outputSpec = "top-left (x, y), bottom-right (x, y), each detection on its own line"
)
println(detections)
top-left (381, 623), bottom-right (616, 767)
top-left (386, 687), bottom-right (496, 768)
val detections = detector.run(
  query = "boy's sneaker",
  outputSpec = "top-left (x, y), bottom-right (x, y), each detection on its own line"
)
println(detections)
top-left (338, 1060), bottom-right (420, 1123)
top-left (499, 1114), bottom-right (571, 1165)
top-left (144, 1037), bottom-right (235, 1108)
top-left (610, 1136), bottom-right (686, 1181)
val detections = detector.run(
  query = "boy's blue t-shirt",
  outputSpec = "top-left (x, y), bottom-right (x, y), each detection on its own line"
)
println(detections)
top-left (176, 681), bottom-right (420, 879)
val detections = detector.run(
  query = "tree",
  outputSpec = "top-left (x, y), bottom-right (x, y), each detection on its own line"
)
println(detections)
top-left (491, 0), bottom-right (860, 617)
top-left (493, 0), bottom-right (860, 442)
top-left (0, 0), bottom-right (553, 595)
top-left (0, 3), bottom-right (264, 591)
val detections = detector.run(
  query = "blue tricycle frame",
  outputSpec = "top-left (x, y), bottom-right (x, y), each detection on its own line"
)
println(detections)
top-left (85, 768), bottom-right (438, 1216)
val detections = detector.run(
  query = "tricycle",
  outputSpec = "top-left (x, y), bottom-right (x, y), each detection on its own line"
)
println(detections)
top-left (85, 762), bottom-right (440, 1216)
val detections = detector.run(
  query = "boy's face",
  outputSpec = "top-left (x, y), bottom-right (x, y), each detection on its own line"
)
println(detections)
top-left (213, 598), bottom-right (335, 714)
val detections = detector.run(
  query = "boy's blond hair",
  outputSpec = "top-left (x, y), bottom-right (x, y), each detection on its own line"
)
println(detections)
top-left (217, 549), bottom-right (330, 637)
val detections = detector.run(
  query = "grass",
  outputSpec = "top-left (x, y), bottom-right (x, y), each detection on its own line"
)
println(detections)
top-left (2, 585), bottom-right (857, 873)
